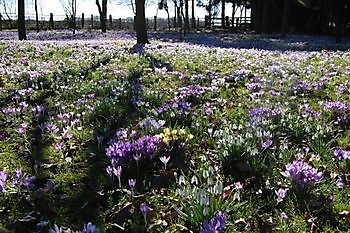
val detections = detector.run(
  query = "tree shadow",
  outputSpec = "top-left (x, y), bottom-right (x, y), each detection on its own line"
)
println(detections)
top-left (149, 31), bottom-right (350, 51)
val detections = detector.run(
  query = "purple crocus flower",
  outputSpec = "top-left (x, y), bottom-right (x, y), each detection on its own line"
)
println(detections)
top-left (281, 160), bottom-right (323, 187)
top-left (280, 212), bottom-right (288, 221)
top-left (106, 166), bottom-right (113, 177)
top-left (106, 165), bottom-right (122, 178)
top-left (199, 211), bottom-right (227, 233)
top-left (15, 123), bottom-right (28, 135)
top-left (54, 143), bottom-right (64, 152)
top-left (159, 156), bottom-right (171, 169)
top-left (23, 176), bottom-right (34, 188)
top-left (97, 136), bottom-right (104, 144)
top-left (46, 180), bottom-right (55, 192)
top-left (140, 202), bottom-right (149, 217)
top-left (327, 195), bottom-right (334, 203)
top-left (275, 188), bottom-right (287, 202)
top-left (12, 168), bottom-right (23, 186)
top-left (333, 149), bottom-right (350, 161)
top-left (128, 179), bottom-right (136, 190)
top-left (0, 170), bottom-right (9, 192)
top-left (114, 166), bottom-right (122, 178)
top-left (262, 139), bottom-right (273, 149)
top-left (81, 222), bottom-right (100, 233)
top-left (323, 101), bottom-right (349, 111)
top-left (49, 224), bottom-right (62, 233)
top-left (336, 177), bottom-right (344, 188)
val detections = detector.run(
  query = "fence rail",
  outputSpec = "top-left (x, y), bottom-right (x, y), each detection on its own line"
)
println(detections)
top-left (0, 12), bottom-right (251, 32)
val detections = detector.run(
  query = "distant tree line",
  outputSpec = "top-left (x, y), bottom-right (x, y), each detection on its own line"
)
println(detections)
top-left (10, 0), bottom-right (350, 43)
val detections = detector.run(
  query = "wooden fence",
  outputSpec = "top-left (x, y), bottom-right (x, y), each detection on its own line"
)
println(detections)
top-left (0, 12), bottom-right (250, 32)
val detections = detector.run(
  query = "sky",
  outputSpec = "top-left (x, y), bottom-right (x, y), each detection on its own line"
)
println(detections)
top-left (0, 0), bottom-right (249, 21)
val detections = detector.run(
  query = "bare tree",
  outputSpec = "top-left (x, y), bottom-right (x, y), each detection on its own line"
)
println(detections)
top-left (197, 0), bottom-right (220, 28)
top-left (281, 0), bottom-right (291, 37)
top-left (135, 0), bottom-right (149, 43)
top-left (96, 0), bottom-right (107, 32)
top-left (158, 0), bottom-right (171, 31)
top-left (184, 0), bottom-right (189, 32)
top-left (60, 0), bottom-right (77, 34)
top-left (18, 0), bottom-right (26, 40)
top-left (191, 0), bottom-right (195, 28)
top-left (1, 0), bottom-right (15, 27)
top-left (34, 0), bottom-right (39, 32)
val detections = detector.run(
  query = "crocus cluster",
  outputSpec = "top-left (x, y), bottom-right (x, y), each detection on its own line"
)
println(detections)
top-left (199, 211), bottom-right (227, 233)
top-left (249, 106), bottom-right (286, 126)
top-left (156, 99), bottom-right (192, 116)
top-left (333, 149), bottom-right (350, 161)
top-left (49, 222), bottom-right (99, 233)
top-left (138, 117), bottom-right (165, 131)
top-left (155, 127), bottom-right (193, 145)
top-left (281, 160), bottom-right (323, 187)
top-left (0, 168), bottom-right (35, 192)
top-left (322, 101), bottom-right (349, 111)
top-left (81, 222), bottom-right (100, 233)
top-left (106, 133), bottom-right (160, 165)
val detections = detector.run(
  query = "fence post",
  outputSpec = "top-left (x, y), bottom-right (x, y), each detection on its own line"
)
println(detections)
top-left (197, 18), bottom-right (199, 28)
top-left (225, 16), bottom-right (229, 28)
top-left (49, 13), bottom-right (54, 29)
top-left (146, 18), bottom-right (149, 29)
top-left (0, 14), bottom-right (2, 31)
top-left (109, 15), bottom-right (112, 29)
top-left (82, 13), bottom-right (85, 29)
top-left (154, 16), bottom-right (157, 31)
top-left (118, 18), bottom-right (122, 29)
top-left (205, 15), bottom-right (209, 28)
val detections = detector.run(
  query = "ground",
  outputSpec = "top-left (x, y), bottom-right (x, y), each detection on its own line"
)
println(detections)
top-left (0, 30), bottom-right (350, 232)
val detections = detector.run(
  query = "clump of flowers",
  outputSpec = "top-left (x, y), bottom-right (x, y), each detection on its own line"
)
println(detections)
top-left (281, 160), bottom-right (323, 188)
top-left (48, 222), bottom-right (99, 233)
top-left (0, 168), bottom-right (35, 192)
top-left (155, 127), bottom-right (194, 145)
top-left (333, 149), bottom-right (350, 161)
top-left (105, 129), bottom-right (160, 165)
top-left (138, 117), bottom-right (165, 131)
top-left (81, 222), bottom-right (100, 233)
top-left (199, 211), bottom-right (227, 233)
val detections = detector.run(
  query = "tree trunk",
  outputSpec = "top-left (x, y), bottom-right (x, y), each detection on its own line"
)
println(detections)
top-left (221, 0), bottom-right (225, 28)
top-left (185, 0), bottom-right (189, 33)
top-left (262, 0), bottom-right (271, 33)
top-left (18, 0), bottom-right (26, 40)
top-left (35, 0), bottom-right (39, 33)
top-left (96, 0), bottom-right (107, 32)
top-left (331, 0), bottom-right (344, 43)
top-left (102, 0), bottom-right (107, 32)
top-left (192, 0), bottom-right (195, 29)
top-left (72, 0), bottom-right (76, 34)
top-left (135, 0), bottom-right (149, 43)
top-left (281, 0), bottom-right (291, 37)
top-left (174, 1), bottom-right (177, 27)
top-left (231, 3), bottom-right (235, 29)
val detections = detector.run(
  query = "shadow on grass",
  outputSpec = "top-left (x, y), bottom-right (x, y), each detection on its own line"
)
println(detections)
top-left (149, 31), bottom-right (350, 51)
